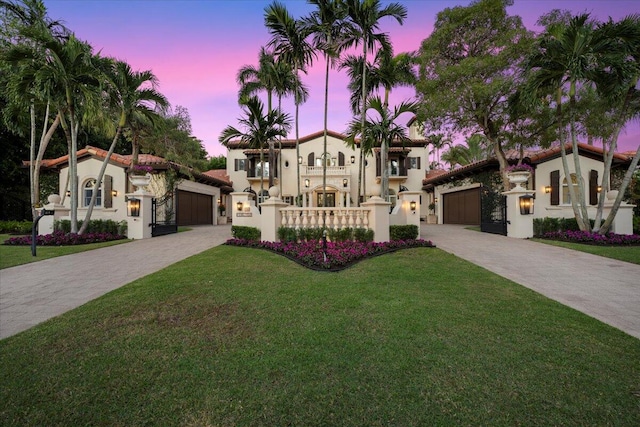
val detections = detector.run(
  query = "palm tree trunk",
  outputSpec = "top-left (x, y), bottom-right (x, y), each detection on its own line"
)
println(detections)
top-left (569, 88), bottom-right (590, 230)
top-left (600, 145), bottom-right (640, 233)
top-left (295, 62), bottom-right (301, 205)
top-left (29, 103), bottom-right (36, 220)
top-left (322, 53), bottom-right (330, 217)
top-left (358, 37), bottom-right (369, 205)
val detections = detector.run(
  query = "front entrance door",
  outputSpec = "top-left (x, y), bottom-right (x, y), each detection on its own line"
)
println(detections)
top-left (317, 192), bottom-right (335, 207)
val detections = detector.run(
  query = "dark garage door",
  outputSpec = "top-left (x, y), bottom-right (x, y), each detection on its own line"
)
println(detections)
top-left (177, 190), bottom-right (213, 226)
top-left (443, 188), bottom-right (480, 225)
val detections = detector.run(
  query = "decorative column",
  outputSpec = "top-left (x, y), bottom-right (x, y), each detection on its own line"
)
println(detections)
top-left (37, 194), bottom-right (70, 235)
top-left (231, 191), bottom-right (261, 229)
top-left (398, 191), bottom-right (421, 233)
top-left (361, 196), bottom-right (391, 242)
top-left (503, 187), bottom-right (534, 239)
top-left (126, 174), bottom-right (154, 239)
top-left (260, 187), bottom-right (288, 242)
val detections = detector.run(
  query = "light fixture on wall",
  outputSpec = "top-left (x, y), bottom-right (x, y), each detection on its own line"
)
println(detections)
top-left (343, 178), bottom-right (348, 188)
top-left (410, 200), bottom-right (417, 212)
top-left (304, 179), bottom-right (310, 188)
top-left (66, 190), bottom-right (71, 197)
top-left (127, 198), bottom-right (140, 217)
top-left (434, 197), bottom-right (438, 203)
top-left (350, 155), bottom-right (355, 164)
top-left (597, 185), bottom-right (602, 193)
top-left (298, 156), bottom-right (303, 164)
top-left (111, 190), bottom-right (118, 197)
top-left (519, 194), bottom-right (534, 215)
top-left (236, 202), bottom-right (243, 212)
top-left (544, 186), bottom-right (551, 194)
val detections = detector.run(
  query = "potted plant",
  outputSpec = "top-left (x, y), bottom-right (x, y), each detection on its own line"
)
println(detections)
top-left (128, 164), bottom-right (153, 191)
top-left (427, 202), bottom-right (437, 224)
top-left (505, 164), bottom-right (534, 187)
top-left (217, 203), bottom-right (227, 224)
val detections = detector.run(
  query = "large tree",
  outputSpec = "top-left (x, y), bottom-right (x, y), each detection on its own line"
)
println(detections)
top-left (265, 1), bottom-right (315, 203)
top-left (415, 0), bottom-right (534, 192)
top-left (345, 0), bottom-right (406, 205)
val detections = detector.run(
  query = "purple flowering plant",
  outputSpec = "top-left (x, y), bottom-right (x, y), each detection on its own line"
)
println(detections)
top-left (542, 230), bottom-right (640, 246)
top-left (506, 163), bottom-right (534, 173)
top-left (130, 164), bottom-right (154, 175)
top-left (225, 238), bottom-right (435, 271)
top-left (3, 231), bottom-right (126, 246)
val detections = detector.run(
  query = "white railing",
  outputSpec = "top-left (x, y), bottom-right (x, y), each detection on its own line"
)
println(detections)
top-left (280, 207), bottom-right (370, 230)
top-left (303, 166), bottom-right (349, 176)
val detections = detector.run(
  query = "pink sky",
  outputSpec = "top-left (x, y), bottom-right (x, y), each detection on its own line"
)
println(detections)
top-left (44, 0), bottom-right (640, 157)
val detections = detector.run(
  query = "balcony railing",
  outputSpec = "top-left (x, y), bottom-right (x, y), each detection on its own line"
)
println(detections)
top-left (280, 207), bottom-right (370, 230)
top-left (303, 166), bottom-right (350, 176)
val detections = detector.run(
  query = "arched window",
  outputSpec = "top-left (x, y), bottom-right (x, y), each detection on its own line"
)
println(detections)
top-left (258, 189), bottom-right (269, 205)
top-left (83, 179), bottom-right (101, 207)
top-left (316, 152), bottom-right (335, 167)
top-left (562, 174), bottom-right (581, 204)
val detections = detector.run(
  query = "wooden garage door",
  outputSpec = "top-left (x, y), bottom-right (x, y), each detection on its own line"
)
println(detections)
top-left (443, 188), bottom-right (480, 225)
top-left (177, 190), bottom-right (213, 226)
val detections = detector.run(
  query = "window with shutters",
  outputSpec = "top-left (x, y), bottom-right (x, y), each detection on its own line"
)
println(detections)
top-left (408, 157), bottom-right (421, 170)
top-left (234, 159), bottom-right (246, 171)
top-left (562, 174), bottom-right (582, 204)
top-left (83, 179), bottom-right (102, 207)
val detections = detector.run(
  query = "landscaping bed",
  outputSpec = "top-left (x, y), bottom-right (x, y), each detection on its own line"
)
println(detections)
top-left (540, 230), bottom-right (640, 246)
top-left (3, 230), bottom-right (127, 246)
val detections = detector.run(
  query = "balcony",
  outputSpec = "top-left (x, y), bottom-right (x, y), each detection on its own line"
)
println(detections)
top-left (302, 166), bottom-right (350, 176)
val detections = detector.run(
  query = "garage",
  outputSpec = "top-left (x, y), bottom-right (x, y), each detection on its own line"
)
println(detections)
top-left (177, 190), bottom-right (213, 226)
top-left (443, 188), bottom-right (480, 225)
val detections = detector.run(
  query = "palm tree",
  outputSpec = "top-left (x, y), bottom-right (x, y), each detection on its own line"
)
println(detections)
top-left (237, 47), bottom-right (285, 193)
top-left (78, 60), bottom-right (168, 234)
top-left (525, 14), bottom-right (607, 231)
top-left (365, 96), bottom-right (418, 201)
top-left (425, 133), bottom-right (451, 170)
top-left (265, 0), bottom-right (315, 203)
top-left (342, 48), bottom-right (416, 114)
top-left (345, 0), bottom-right (406, 205)
top-left (441, 134), bottom-right (489, 169)
top-left (303, 0), bottom-right (352, 210)
top-left (219, 96), bottom-right (291, 206)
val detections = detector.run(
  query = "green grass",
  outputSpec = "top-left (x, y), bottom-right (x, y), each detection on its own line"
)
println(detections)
top-left (465, 226), bottom-right (481, 232)
top-left (1, 246), bottom-right (639, 426)
top-left (0, 234), bottom-right (130, 270)
top-left (532, 238), bottom-right (640, 265)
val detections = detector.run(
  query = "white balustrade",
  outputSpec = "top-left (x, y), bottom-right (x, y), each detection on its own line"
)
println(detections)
top-left (279, 206), bottom-right (372, 231)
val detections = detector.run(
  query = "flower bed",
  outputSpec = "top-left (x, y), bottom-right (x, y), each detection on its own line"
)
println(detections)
top-left (225, 238), bottom-right (435, 271)
top-left (3, 230), bottom-right (127, 246)
top-left (542, 230), bottom-right (640, 246)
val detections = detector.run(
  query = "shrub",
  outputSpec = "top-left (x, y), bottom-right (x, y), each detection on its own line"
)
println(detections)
top-left (3, 230), bottom-right (126, 246)
top-left (54, 219), bottom-right (126, 235)
top-left (634, 216), bottom-right (640, 235)
top-left (533, 217), bottom-right (560, 237)
top-left (354, 228), bottom-right (374, 243)
top-left (390, 225), bottom-right (419, 240)
top-left (542, 230), bottom-right (640, 245)
top-left (277, 227), bottom-right (298, 243)
top-left (328, 227), bottom-right (353, 242)
top-left (231, 225), bottom-right (261, 241)
top-left (298, 227), bottom-right (324, 242)
top-left (0, 220), bottom-right (32, 234)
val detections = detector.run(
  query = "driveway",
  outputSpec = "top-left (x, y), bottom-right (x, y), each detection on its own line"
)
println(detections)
top-left (422, 224), bottom-right (640, 340)
top-left (0, 225), bottom-right (232, 339)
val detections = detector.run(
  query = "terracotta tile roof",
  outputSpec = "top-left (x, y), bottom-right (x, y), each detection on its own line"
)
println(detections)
top-left (34, 145), bottom-right (234, 190)
top-left (421, 142), bottom-right (633, 188)
top-left (203, 169), bottom-right (231, 182)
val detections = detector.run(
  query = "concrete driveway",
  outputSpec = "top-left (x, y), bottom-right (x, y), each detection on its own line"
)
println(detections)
top-left (422, 224), bottom-right (640, 340)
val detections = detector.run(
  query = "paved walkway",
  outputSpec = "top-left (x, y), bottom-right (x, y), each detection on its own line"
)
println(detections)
top-left (0, 225), bottom-right (232, 339)
top-left (1, 224), bottom-right (638, 340)
top-left (422, 224), bottom-right (640, 340)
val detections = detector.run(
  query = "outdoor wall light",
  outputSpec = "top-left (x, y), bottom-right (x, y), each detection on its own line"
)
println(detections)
top-left (410, 200), bottom-right (417, 211)
top-left (350, 155), bottom-right (355, 164)
top-left (127, 198), bottom-right (140, 217)
top-left (597, 185), bottom-right (602, 193)
top-left (519, 194), bottom-right (534, 215)
top-left (434, 197), bottom-right (438, 203)
top-left (544, 186), bottom-right (552, 194)
top-left (343, 178), bottom-right (348, 188)
top-left (304, 179), bottom-right (310, 188)
top-left (236, 202), bottom-right (243, 212)
top-left (298, 156), bottom-right (303, 164)
top-left (111, 190), bottom-right (118, 197)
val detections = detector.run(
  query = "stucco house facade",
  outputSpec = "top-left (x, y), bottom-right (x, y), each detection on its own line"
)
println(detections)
top-left (225, 124), bottom-right (430, 216)
top-left (36, 146), bottom-right (233, 227)
top-left (422, 143), bottom-right (635, 233)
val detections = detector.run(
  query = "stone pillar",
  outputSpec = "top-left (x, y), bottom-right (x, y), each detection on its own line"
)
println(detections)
top-left (126, 191), bottom-right (153, 239)
top-left (231, 191), bottom-right (261, 229)
top-left (603, 192), bottom-right (635, 235)
top-left (503, 188), bottom-right (534, 239)
top-left (398, 191), bottom-right (421, 233)
top-left (260, 187), bottom-right (288, 242)
top-left (37, 194), bottom-right (70, 235)
top-left (362, 196), bottom-right (391, 242)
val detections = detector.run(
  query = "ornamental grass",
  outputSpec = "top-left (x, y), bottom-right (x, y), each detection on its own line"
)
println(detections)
top-left (225, 238), bottom-right (435, 271)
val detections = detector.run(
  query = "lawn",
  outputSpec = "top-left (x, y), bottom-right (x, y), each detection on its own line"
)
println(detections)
top-left (1, 246), bottom-right (639, 426)
top-left (0, 233), bottom-right (130, 270)
top-left (532, 238), bottom-right (640, 265)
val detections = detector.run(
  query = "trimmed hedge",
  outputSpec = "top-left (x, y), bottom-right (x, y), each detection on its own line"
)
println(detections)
top-left (277, 227), bottom-right (375, 243)
top-left (55, 219), bottom-right (127, 235)
top-left (231, 225), bottom-right (261, 241)
top-left (533, 217), bottom-right (599, 237)
top-left (0, 220), bottom-right (32, 234)
top-left (390, 225), bottom-right (419, 240)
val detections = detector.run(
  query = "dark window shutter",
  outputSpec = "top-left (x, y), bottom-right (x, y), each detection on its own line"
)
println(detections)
top-left (376, 154), bottom-right (381, 177)
top-left (589, 169), bottom-right (598, 205)
top-left (338, 152), bottom-right (345, 166)
top-left (308, 153), bottom-right (314, 166)
top-left (104, 175), bottom-right (113, 208)
top-left (401, 157), bottom-right (407, 175)
top-left (244, 159), bottom-right (248, 172)
top-left (550, 170), bottom-right (560, 206)
top-left (417, 157), bottom-right (421, 170)
top-left (234, 159), bottom-right (240, 171)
